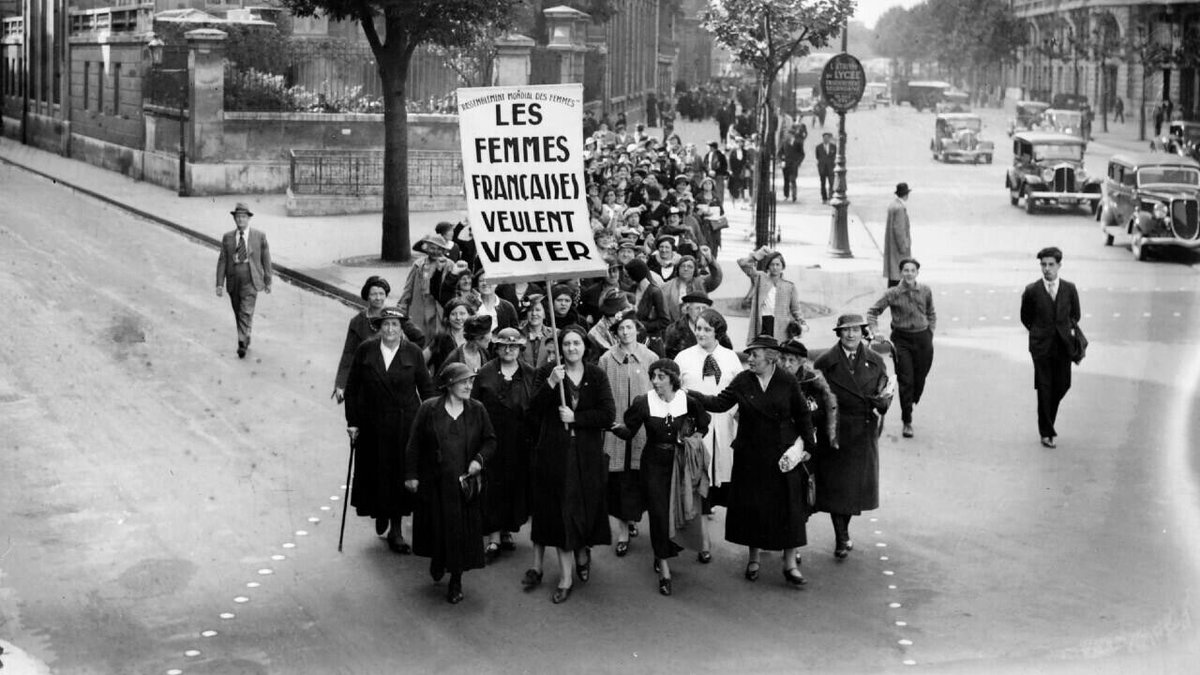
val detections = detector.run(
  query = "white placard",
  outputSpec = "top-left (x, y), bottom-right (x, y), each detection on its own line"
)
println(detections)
top-left (457, 83), bottom-right (607, 283)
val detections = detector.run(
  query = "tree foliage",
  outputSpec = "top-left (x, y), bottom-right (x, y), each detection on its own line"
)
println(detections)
top-left (702, 0), bottom-right (856, 79)
top-left (871, 0), bottom-right (1024, 77)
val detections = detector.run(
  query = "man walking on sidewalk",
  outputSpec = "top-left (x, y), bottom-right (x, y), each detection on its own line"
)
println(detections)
top-left (883, 183), bottom-right (912, 288)
top-left (216, 202), bottom-right (272, 358)
top-left (1019, 247), bottom-right (1081, 449)
top-left (815, 132), bottom-right (836, 203)
top-left (867, 258), bottom-right (936, 439)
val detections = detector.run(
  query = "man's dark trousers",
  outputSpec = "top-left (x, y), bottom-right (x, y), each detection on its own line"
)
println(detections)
top-left (1033, 336), bottom-right (1071, 439)
top-left (229, 263), bottom-right (257, 348)
top-left (891, 328), bottom-right (934, 425)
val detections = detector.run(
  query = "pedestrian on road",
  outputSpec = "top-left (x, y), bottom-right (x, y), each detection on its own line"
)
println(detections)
top-left (675, 308), bottom-right (740, 550)
top-left (1019, 247), bottom-right (1082, 449)
top-left (692, 335), bottom-right (815, 587)
top-left (471, 328), bottom-right (537, 561)
top-left (598, 314), bottom-right (657, 558)
top-left (215, 202), bottom-right (271, 358)
top-left (866, 258), bottom-right (936, 438)
top-left (883, 183), bottom-right (913, 288)
top-left (812, 314), bottom-right (891, 560)
top-left (738, 247), bottom-right (806, 344)
top-left (815, 133), bottom-right (836, 203)
top-left (780, 128), bottom-right (806, 202)
top-left (703, 141), bottom-right (729, 208)
top-left (397, 233), bottom-right (453, 341)
top-left (345, 306), bottom-right (436, 554)
top-left (1113, 96), bottom-right (1124, 124)
top-left (524, 326), bottom-right (616, 604)
top-left (405, 363), bottom-right (496, 604)
top-left (612, 359), bottom-right (711, 596)
top-left (332, 276), bottom-right (425, 403)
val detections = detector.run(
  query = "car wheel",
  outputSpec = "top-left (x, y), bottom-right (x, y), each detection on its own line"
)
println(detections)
top-left (1024, 190), bottom-right (1037, 214)
top-left (1131, 231), bottom-right (1147, 261)
top-left (985, 154), bottom-right (993, 164)
top-left (1010, 185), bottom-right (1020, 206)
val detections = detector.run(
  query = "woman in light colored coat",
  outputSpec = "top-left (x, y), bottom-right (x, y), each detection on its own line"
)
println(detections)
top-left (738, 247), bottom-right (806, 344)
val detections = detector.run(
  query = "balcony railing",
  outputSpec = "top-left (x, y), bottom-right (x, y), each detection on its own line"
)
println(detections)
top-left (69, 3), bottom-right (154, 36)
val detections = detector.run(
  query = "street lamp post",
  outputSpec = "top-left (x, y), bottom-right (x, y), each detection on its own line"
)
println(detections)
top-left (826, 24), bottom-right (852, 258)
top-left (148, 36), bottom-right (188, 197)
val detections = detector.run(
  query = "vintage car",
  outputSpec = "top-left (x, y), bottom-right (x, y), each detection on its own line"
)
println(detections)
top-left (934, 89), bottom-right (971, 113)
top-left (865, 82), bottom-right (891, 107)
top-left (1097, 153), bottom-right (1200, 260)
top-left (1005, 131), bottom-right (1102, 214)
top-left (1153, 120), bottom-right (1200, 162)
top-left (1050, 93), bottom-right (1089, 111)
top-left (894, 80), bottom-right (951, 111)
top-left (1008, 100), bottom-right (1050, 137)
top-left (1041, 108), bottom-right (1088, 148)
top-left (930, 113), bottom-right (994, 163)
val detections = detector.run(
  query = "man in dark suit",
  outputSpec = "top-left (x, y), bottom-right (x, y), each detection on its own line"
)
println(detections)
top-left (216, 202), bottom-right (272, 358)
top-left (1019, 246), bottom-right (1081, 448)
top-left (814, 132), bottom-right (836, 203)
top-left (702, 140), bottom-right (729, 208)
top-left (780, 126), bottom-right (806, 202)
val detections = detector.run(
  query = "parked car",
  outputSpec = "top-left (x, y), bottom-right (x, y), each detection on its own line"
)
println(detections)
top-left (1050, 93), bottom-right (1089, 111)
top-left (1008, 100), bottom-right (1050, 137)
top-left (1005, 131), bottom-right (1102, 215)
top-left (1097, 152), bottom-right (1200, 260)
top-left (1041, 108), bottom-right (1088, 148)
top-left (1154, 120), bottom-right (1200, 162)
top-left (930, 113), bottom-right (993, 163)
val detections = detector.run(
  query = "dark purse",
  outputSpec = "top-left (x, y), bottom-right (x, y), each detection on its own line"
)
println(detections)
top-left (459, 472), bottom-right (482, 502)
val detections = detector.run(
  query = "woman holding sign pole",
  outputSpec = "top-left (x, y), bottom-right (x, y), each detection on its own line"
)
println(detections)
top-left (523, 325), bottom-right (615, 603)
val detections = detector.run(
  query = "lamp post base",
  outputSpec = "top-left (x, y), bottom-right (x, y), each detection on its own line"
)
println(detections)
top-left (827, 201), bottom-right (853, 258)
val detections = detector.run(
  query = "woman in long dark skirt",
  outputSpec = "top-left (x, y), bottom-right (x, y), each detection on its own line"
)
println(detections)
top-left (523, 325), bottom-right (615, 604)
top-left (614, 359), bottom-right (710, 596)
top-left (344, 306), bottom-right (436, 553)
top-left (405, 363), bottom-right (496, 603)
top-left (471, 328), bottom-right (536, 560)
top-left (691, 335), bottom-right (817, 587)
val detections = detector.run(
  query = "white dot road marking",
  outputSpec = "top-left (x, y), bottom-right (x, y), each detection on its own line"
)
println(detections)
top-left (952, 317), bottom-right (960, 322)
top-left (308, 517), bottom-right (321, 523)
top-left (1143, 312), bottom-right (1152, 318)
top-left (888, 585), bottom-right (898, 590)
top-left (271, 554), bottom-right (285, 561)
top-left (282, 542), bottom-right (296, 549)
top-left (200, 630), bottom-right (217, 638)
top-left (978, 316), bottom-right (987, 321)
top-left (1003, 315), bottom-right (1011, 320)
top-left (898, 639), bottom-right (913, 646)
top-left (167, 670), bottom-right (183, 675)
top-left (880, 556), bottom-right (889, 561)
top-left (340, 484), bottom-right (347, 490)
top-left (234, 596), bottom-right (249, 604)
top-left (184, 650), bottom-right (201, 657)
top-left (320, 506), bottom-right (331, 511)
top-left (874, 530), bottom-right (883, 535)
top-left (1113, 313), bottom-right (1121, 318)
top-left (219, 612), bottom-right (235, 619)
top-left (295, 530), bottom-right (309, 536)
top-left (903, 660), bottom-right (917, 666)
top-left (876, 542), bottom-right (887, 547)
top-left (869, 518), bottom-right (878, 522)
top-left (330, 496), bottom-right (340, 501)
top-left (1175, 312), bottom-right (1182, 317)
top-left (988, 289), bottom-right (996, 294)
top-left (1085, 313), bottom-right (1092, 318)
top-left (964, 290), bottom-right (972, 295)
top-left (889, 602), bottom-right (902, 608)
top-left (257, 568), bottom-right (273, 575)
top-left (895, 621), bottom-right (908, 627)
top-left (883, 570), bottom-right (895, 575)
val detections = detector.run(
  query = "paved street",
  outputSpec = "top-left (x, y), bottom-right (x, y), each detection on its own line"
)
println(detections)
top-left (2, 103), bottom-right (1199, 674)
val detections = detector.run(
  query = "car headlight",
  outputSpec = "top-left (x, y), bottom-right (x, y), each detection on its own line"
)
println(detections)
top-left (1153, 203), bottom-right (1169, 220)
top-left (1076, 168), bottom-right (1087, 180)
top-left (1041, 168), bottom-right (1055, 181)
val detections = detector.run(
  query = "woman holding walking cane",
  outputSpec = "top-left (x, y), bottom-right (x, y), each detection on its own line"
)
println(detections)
top-left (344, 306), bottom-right (436, 553)
top-left (405, 363), bottom-right (496, 604)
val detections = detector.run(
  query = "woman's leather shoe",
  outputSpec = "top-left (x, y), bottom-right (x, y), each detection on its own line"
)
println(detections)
top-left (446, 581), bottom-right (464, 604)
top-left (744, 561), bottom-right (760, 581)
top-left (499, 533), bottom-right (516, 551)
top-left (783, 568), bottom-right (808, 587)
top-left (697, 550), bottom-right (712, 564)
top-left (375, 517), bottom-right (389, 536)
top-left (576, 561), bottom-right (590, 583)
top-left (628, 523), bottom-right (639, 538)
top-left (520, 569), bottom-right (543, 588)
top-left (615, 541), bottom-right (629, 557)
top-left (658, 577), bottom-right (672, 596)
top-left (552, 586), bottom-right (572, 604)
top-left (387, 537), bottom-right (411, 554)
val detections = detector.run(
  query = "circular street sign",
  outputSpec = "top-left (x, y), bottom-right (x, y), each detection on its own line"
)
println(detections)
top-left (820, 53), bottom-right (866, 113)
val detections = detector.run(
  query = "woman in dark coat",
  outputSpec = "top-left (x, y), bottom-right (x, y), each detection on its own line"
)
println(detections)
top-left (523, 325), bottom-right (616, 604)
top-left (344, 306), bottom-right (436, 553)
top-left (471, 328), bottom-right (537, 559)
top-left (331, 276), bottom-right (424, 402)
top-left (812, 314), bottom-right (891, 560)
top-left (614, 359), bottom-right (710, 596)
top-left (693, 335), bottom-right (816, 587)
top-left (405, 362), bottom-right (496, 604)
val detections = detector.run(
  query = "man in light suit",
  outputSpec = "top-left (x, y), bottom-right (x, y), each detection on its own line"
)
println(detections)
top-left (1019, 246), bottom-right (1081, 448)
top-left (216, 202), bottom-right (272, 358)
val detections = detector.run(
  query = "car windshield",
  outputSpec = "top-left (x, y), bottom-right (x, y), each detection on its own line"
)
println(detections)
top-left (1175, 126), bottom-right (1200, 144)
top-left (947, 118), bottom-right (982, 132)
top-left (1033, 144), bottom-right (1083, 162)
top-left (1137, 166), bottom-right (1200, 187)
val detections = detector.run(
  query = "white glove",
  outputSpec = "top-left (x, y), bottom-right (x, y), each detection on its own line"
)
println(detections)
top-left (778, 441), bottom-right (810, 473)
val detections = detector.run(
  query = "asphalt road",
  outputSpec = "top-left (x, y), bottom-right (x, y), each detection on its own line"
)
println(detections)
top-left (2, 104), bottom-right (1199, 675)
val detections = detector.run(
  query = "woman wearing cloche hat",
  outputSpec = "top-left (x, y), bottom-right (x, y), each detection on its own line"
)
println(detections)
top-left (332, 276), bottom-right (426, 403)
top-left (398, 232), bottom-right (454, 340)
top-left (405, 362), bottom-right (496, 604)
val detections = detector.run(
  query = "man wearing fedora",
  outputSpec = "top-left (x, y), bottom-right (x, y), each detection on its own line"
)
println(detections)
top-left (1019, 246), bottom-right (1081, 449)
top-left (216, 202), bottom-right (272, 358)
top-left (703, 140), bottom-right (729, 208)
top-left (884, 183), bottom-right (912, 288)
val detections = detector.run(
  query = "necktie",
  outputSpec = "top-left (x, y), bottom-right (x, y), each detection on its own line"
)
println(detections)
top-left (702, 354), bottom-right (721, 382)
top-left (1047, 282), bottom-right (1057, 301)
top-left (236, 232), bottom-right (247, 263)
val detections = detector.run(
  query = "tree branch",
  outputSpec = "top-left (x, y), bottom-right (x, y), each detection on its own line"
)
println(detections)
top-left (358, 0), bottom-right (383, 56)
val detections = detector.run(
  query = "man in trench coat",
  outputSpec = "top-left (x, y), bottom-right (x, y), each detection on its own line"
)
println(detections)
top-left (883, 183), bottom-right (912, 288)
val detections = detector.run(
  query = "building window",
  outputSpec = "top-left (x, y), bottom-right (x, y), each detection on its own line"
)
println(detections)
top-left (97, 61), bottom-right (104, 113)
top-left (83, 61), bottom-right (90, 110)
top-left (113, 63), bottom-right (120, 116)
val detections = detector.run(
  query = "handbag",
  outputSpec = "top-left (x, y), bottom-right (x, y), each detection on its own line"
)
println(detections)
top-left (1070, 324), bottom-right (1088, 364)
top-left (801, 462), bottom-right (816, 508)
top-left (708, 215), bottom-right (729, 231)
top-left (459, 472), bottom-right (482, 502)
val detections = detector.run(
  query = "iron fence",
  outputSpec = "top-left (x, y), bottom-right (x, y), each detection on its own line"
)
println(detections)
top-left (144, 46), bottom-right (189, 110)
top-left (289, 149), bottom-right (463, 198)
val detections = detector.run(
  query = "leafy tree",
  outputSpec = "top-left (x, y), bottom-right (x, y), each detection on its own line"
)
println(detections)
top-left (702, 0), bottom-right (855, 248)
top-left (1127, 28), bottom-right (1174, 141)
top-left (279, 0), bottom-right (521, 261)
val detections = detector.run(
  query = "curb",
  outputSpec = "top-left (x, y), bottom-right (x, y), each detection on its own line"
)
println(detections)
top-left (0, 153), bottom-right (365, 310)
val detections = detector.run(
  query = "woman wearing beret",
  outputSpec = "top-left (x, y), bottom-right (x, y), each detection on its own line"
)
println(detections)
top-left (613, 359), bottom-right (711, 596)
top-left (738, 247), bottom-right (806, 344)
top-left (471, 328), bottom-right (537, 560)
top-left (598, 313), bottom-right (658, 557)
top-left (397, 234), bottom-right (454, 340)
top-left (524, 325), bottom-right (615, 603)
top-left (812, 314), bottom-right (891, 560)
top-left (405, 363), bottom-right (496, 604)
top-left (332, 276), bottom-right (425, 403)
top-left (442, 314), bottom-right (493, 374)
top-left (345, 306), bottom-right (436, 553)
top-left (691, 335), bottom-right (816, 586)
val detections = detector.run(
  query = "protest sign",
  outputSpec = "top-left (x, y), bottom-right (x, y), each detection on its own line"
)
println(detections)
top-left (457, 83), bottom-right (607, 283)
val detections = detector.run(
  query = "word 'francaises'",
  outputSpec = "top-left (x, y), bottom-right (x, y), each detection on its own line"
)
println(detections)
top-left (470, 173), bottom-right (581, 201)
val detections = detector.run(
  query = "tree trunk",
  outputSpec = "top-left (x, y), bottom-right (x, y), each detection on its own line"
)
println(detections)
top-left (379, 46), bottom-right (413, 262)
top-left (754, 73), bottom-right (776, 249)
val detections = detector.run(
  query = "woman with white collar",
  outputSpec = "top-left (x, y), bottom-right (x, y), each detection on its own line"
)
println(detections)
top-left (613, 359), bottom-right (710, 596)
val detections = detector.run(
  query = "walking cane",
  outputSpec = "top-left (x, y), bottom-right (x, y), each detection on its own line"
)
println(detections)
top-left (337, 437), bottom-right (355, 553)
